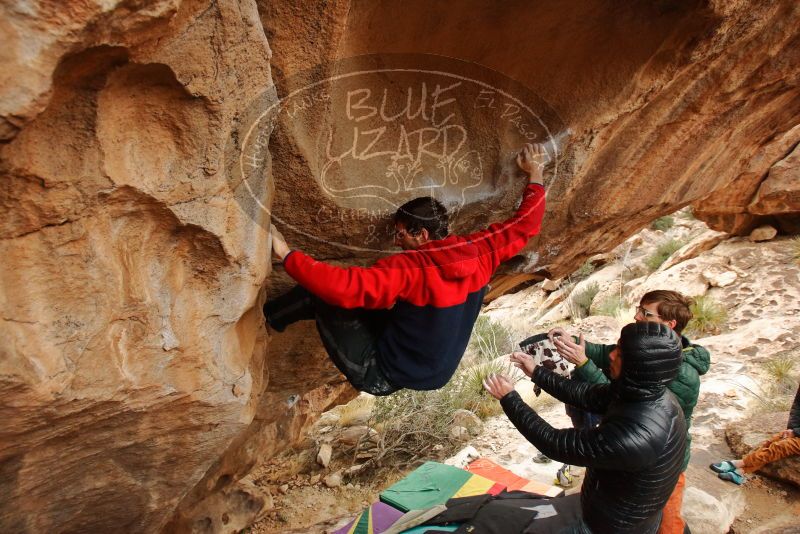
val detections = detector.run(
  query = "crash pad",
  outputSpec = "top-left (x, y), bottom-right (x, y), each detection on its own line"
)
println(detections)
top-left (333, 501), bottom-right (405, 534)
top-left (380, 461), bottom-right (505, 512)
top-left (466, 458), bottom-right (563, 498)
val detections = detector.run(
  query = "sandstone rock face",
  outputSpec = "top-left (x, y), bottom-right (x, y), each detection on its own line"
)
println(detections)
top-left (0, 1), bottom-right (354, 532)
top-left (262, 0), bottom-right (800, 279)
top-left (3, 1), bottom-right (800, 532)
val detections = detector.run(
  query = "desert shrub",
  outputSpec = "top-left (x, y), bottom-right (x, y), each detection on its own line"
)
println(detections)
top-left (369, 357), bottom-right (520, 468)
top-left (467, 315), bottom-right (514, 363)
top-left (594, 295), bottom-right (626, 318)
top-left (573, 260), bottom-right (595, 281)
top-left (684, 295), bottom-right (728, 337)
top-left (764, 353), bottom-right (798, 395)
top-left (336, 396), bottom-right (374, 427)
top-left (644, 238), bottom-right (685, 272)
top-left (568, 282), bottom-right (600, 319)
top-left (650, 216), bottom-right (675, 231)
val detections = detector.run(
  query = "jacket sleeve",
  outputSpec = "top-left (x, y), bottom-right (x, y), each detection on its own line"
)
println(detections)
top-left (532, 366), bottom-right (614, 414)
top-left (573, 341), bottom-right (615, 385)
top-left (499, 391), bottom-right (658, 470)
top-left (789, 384), bottom-right (800, 434)
top-left (462, 183), bottom-right (545, 269)
top-left (283, 251), bottom-right (411, 309)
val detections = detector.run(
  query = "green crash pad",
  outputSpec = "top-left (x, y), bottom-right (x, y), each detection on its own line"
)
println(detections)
top-left (379, 461), bottom-right (503, 512)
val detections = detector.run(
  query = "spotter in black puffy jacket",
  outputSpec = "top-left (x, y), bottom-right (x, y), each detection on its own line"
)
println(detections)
top-left (500, 322), bottom-right (687, 534)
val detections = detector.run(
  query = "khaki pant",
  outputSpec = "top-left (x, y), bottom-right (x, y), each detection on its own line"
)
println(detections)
top-left (741, 432), bottom-right (800, 473)
top-left (657, 472), bottom-right (686, 534)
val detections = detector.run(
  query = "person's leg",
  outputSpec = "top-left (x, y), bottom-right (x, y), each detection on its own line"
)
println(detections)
top-left (657, 472), bottom-right (686, 534)
top-left (263, 285), bottom-right (315, 332)
top-left (740, 434), bottom-right (800, 473)
top-left (313, 299), bottom-right (398, 396)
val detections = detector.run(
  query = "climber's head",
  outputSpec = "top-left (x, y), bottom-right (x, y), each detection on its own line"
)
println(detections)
top-left (393, 197), bottom-right (449, 250)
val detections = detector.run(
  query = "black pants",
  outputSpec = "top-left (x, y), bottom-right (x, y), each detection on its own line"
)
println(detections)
top-left (263, 285), bottom-right (399, 396)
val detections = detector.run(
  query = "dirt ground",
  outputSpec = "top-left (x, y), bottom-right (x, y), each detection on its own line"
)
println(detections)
top-left (729, 475), bottom-right (800, 533)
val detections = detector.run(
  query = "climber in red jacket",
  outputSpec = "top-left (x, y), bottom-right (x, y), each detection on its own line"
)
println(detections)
top-left (264, 144), bottom-right (548, 395)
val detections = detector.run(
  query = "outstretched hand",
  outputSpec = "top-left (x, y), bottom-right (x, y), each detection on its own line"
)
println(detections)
top-left (553, 333), bottom-right (588, 366)
top-left (483, 373), bottom-right (515, 400)
top-left (516, 143), bottom-right (548, 185)
top-left (510, 351), bottom-right (536, 378)
top-left (270, 225), bottom-right (291, 261)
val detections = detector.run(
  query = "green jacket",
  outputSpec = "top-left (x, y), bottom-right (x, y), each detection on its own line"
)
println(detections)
top-left (573, 336), bottom-right (711, 471)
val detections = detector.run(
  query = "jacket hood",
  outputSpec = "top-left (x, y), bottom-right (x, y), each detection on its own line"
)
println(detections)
top-left (617, 322), bottom-right (683, 401)
top-left (416, 235), bottom-right (480, 280)
top-left (680, 336), bottom-right (711, 376)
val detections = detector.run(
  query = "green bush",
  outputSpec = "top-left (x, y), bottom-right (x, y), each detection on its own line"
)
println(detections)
top-left (650, 216), bottom-right (675, 231)
top-left (594, 295), bottom-right (626, 318)
top-left (568, 282), bottom-right (600, 319)
top-left (764, 354), bottom-right (798, 395)
top-left (370, 355), bottom-right (519, 466)
top-left (573, 260), bottom-right (595, 281)
top-left (645, 238), bottom-right (685, 272)
top-left (467, 315), bottom-right (514, 363)
top-left (684, 295), bottom-right (728, 337)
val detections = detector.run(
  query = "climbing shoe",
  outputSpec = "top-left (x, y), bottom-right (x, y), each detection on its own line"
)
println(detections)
top-left (709, 460), bottom-right (737, 473)
top-left (532, 452), bottom-right (552, 464)
top-left (718, 471), bottom-right (745, 485)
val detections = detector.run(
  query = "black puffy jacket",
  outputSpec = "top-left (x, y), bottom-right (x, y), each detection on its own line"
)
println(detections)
top-left (500, 322), bottom-right (687, 534)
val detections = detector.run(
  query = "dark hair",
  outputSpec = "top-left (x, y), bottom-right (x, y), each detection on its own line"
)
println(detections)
top-left (640, 290), bottom-right (694, 334)
top-left (394, 197), bottom-right (449, 240)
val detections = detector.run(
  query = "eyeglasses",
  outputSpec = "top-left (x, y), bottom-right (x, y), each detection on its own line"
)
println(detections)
top-left (636, 306), bottom-right (660, 319)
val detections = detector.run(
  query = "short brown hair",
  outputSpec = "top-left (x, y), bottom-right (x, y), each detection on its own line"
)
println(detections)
top-left (640, 290), bottom-right (694, 334)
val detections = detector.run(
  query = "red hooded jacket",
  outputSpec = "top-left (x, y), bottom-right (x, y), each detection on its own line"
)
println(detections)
top-left (284, 183), bottom-right (545, 389)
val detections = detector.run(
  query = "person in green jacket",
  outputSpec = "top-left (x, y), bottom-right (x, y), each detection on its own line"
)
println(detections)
top-left (546, 290), bottom-right (710, 534)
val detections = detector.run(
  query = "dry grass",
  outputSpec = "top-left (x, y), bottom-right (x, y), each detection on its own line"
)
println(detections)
top-left (645, 238), bottom-right (686, 272)
top-left (685, 295), bottom-right (728, 336)
top-left (568, 282), bottom-right (600, 319)
top-left (651, 216), bottom-right (675, 231)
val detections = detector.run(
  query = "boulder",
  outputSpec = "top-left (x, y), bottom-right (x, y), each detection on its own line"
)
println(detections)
top-left (452, 409), bottom-right (484, 436)
top-left (316, 443), bottom-right (333, 468)
top-left (702, 268), bottom-right (738, 288)
top-left (682, 448), bottom-right (747, 534)
top-left (449, 426), bottom-right (470, 441)
top-left (323, 472), bottom-right (343, 488)
top-left (336, 426), bottom-right (378, 447)
top-left (660, 229), bottom-right (729, 271)
top-left (541, 278), bottom-right (563, 292)
top-left (750, 225), bottom-right (779, 242)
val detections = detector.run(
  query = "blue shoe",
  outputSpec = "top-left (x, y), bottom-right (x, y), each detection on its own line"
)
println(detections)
top-left (710, 460), bottom-right (737, 473)
top-left (718, 471), bottom-right (745, 485)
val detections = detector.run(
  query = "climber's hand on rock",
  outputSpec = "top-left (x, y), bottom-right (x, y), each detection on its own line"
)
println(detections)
top-left (516, 143), bottom-right (548, 185)
top-left (271, 225), bottom-right (291, 261)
